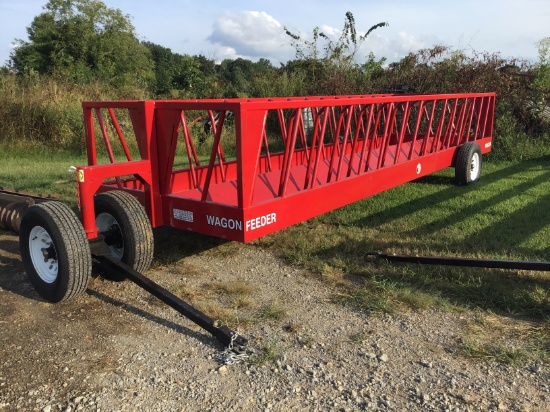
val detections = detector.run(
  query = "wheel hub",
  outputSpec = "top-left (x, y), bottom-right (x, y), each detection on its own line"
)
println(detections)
top-left (102, 224), bottom-right (123, 249)
top-left (29, 226), bottom-right (58, 284)
top-left (41, 244), bottom-right (56, 261)
top-left (96, 212), bottom-right (124, 260)
top-left (470, 153), bottom-right (480, 180)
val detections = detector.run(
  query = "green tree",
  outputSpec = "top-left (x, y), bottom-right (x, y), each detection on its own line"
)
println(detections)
top-left (172, 54), bottom-right (207, 96)
top-left (195, 54), bottom-right (216, 77)
top-left (217, 58), bottom-right (256, 97)
top-left (144, 41), bottom-right (179, 96)
top-left (10, 0), bottom-right (154, 88)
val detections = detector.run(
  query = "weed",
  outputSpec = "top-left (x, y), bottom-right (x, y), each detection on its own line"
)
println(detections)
top-left (257, 302), bottom-right (288, 321)
top-left (461, 311), bottom-right (549, 365)
top-left (197, 301), bottom-right (251, 330)
top-left (296, 334), bottom-right (314, 347)
top-left (170, 285), bottom-right (198, 302)
top-left (349, 333), bottom-right (369, 344)
top-left (230, 295), bottom-right (254, 310)
top-left (283, 322), bottom-right (301, 334)
top-left (203, 280), bottom-right (256, 297)
top-left (334, 288), bottom-right (393, 314)
top-left (250, 341), bottom-right (282, 365)
top-left (459, 337), bottom-right (527, 365)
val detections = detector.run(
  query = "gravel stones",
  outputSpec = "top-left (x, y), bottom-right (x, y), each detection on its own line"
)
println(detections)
top-left (0, 238), bottom-right (548, 411)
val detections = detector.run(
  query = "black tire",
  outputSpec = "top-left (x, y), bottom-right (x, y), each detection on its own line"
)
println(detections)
top-left (94, 191), bottom-right (154, 276)
top-left (455, 142), bottom-right (482, 185)
top-left (19, 201), bottom-right (92, 303)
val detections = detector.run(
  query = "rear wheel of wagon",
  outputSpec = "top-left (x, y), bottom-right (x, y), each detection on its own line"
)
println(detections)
top-left (455, 142), bottom-right (482, 185)
top-left (19, 201), bottom-right (92, 302)
top-left (94, 191), bottom-right (154, 279)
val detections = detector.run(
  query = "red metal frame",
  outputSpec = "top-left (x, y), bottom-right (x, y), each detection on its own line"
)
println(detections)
top-left (77, 93), bottom-right (495, 242)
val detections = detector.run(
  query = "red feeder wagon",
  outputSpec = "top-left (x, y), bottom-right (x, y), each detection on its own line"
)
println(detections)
top-left (78, 93), bottom-right (494, 243)
top-left (11, 92), bottom-right (495, 347)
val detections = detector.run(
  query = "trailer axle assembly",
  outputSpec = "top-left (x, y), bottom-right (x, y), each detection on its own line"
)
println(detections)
top-left (0, 189), bottom-right (247, 351)
top-left (367, 251), bottom-right (550, 271)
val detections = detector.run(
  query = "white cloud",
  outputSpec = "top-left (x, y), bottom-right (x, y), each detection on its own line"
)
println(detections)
top-left (207, 11), bottom-right (293, 63)
top-left (318, 24), bottom-right (340, 39)
top-left (360, 31), bottom-right (434, 62)
top-left (396, 32), bottom-right (425, 52)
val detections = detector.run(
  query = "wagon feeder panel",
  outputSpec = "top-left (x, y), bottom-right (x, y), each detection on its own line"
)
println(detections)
top-left (142, 93), bottom-right (496, 243)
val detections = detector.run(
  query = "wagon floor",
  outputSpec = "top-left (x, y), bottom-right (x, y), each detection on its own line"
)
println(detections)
top-left (169, 137), bottom-right (437, 206)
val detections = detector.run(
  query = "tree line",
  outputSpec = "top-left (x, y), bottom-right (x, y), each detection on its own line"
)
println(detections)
top-left (3, 1), bottom-right (387, 99)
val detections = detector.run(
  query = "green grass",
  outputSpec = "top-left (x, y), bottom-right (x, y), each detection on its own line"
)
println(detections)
top-left (256, 302), bottom-right (288, 321)
top-left (0, 146), bottom-right (88, 208)
top-left (264, 155), bottom-right (550, 317)
top-left (250, 340), bottom-right (283, 365)
top-left (260, 152), bottom-right (550, 364)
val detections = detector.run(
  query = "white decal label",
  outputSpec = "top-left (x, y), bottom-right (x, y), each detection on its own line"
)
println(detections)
top-left (246, 213), bottom-right (277, 232)
top-left (206, 215), bottom-right (243, 231)
top-left (174, 209), bottom-right (194, 222)
top-left (485, 142), bottom-right (492, 149)
top-left (416, 163), bottom-right (422, 174)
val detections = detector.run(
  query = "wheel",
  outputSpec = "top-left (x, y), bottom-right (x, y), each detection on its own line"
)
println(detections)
top-left (19, 201), bottom-right (92, 302)
top-left (94, 191), bottom-right (154, 276)
top-left (455, 142), bottom-right (482, 185)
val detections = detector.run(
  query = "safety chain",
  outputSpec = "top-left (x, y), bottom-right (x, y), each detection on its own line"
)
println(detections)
top-left (215, 331), bottom-right (253, 365)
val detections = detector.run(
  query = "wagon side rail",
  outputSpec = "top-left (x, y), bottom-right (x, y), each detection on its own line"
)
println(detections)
top-left (240, 93), bottom-right (495, 207)
top-left (150, 93), bottom-right (494, 242)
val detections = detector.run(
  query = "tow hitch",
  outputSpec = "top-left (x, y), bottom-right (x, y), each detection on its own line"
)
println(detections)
top-left (90, 245), bottom-right (248, 350)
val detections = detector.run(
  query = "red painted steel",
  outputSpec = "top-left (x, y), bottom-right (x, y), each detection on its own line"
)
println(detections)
top-left (78, 93), bottom-right (495, 241)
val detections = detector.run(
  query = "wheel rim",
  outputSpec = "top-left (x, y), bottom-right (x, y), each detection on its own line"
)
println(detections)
top-left (29, 226), bottom-right (58, 284)
top-left (470, 152), bottom-right (480, 180)
top-left (96, 212), bottom-right (124, 260)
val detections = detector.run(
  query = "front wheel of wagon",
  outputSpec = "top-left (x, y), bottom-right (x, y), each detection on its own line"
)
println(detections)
top-left (94, 191), bottom-right (154, 277)
top-left (455, 142), bottom-right (482, 185)
top-left (19, 201), bottom-right (92, 302)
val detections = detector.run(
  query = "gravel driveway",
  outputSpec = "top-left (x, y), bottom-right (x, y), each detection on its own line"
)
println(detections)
top-left (0, 230), bottom-right (548, 411)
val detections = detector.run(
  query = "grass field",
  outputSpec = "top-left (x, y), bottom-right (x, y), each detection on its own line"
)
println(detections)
top-left (1, 145), bottom-right (548, 364)
top-left (266, 155), bottom-right (550, 314)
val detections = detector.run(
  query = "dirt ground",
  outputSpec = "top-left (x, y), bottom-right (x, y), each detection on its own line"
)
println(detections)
top-left (0, 230), bottom-right (548, 412)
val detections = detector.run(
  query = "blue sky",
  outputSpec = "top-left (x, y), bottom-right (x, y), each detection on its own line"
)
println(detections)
top-left (1, 0), bottom-right (549, 67)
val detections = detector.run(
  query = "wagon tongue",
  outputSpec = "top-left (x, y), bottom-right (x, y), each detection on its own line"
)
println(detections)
top-left (212, 324), bottom-right (248, 349)
top-left (90, 248), bottom-right (248, 353)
